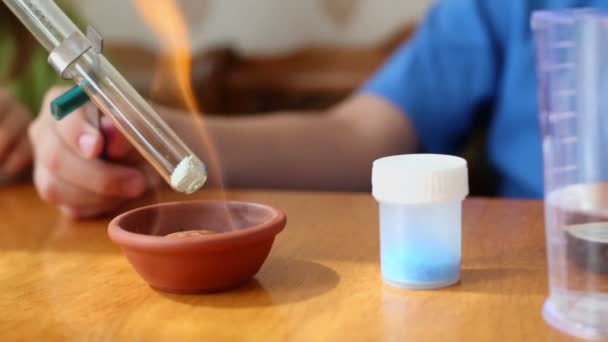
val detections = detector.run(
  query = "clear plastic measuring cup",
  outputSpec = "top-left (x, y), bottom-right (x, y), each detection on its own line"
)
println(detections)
top-left (533, 9), bottom-right (608, 340)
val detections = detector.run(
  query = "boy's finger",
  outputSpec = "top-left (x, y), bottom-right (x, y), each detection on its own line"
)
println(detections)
top-left (0, 137), bottom-right (32, 177)
top-left (0, 104), bottom-right (29, 159)
top-left (100, 116), bottom-right (134, 160)
top-left (0, 89), bottom-right (13, 115)
top-left (55, 103), bottom-right (104, 159)
top-left (35, 127), bottom-right (146, 198)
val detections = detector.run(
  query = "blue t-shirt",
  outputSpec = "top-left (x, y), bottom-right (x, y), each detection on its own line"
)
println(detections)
top-left (363, 0), bottom-right (603, 198)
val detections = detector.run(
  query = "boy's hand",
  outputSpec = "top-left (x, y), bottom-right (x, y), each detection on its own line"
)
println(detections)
top-left (30, 87), bottom-right (150, 219)
top-left (0, 89), bottom-right (33, 179)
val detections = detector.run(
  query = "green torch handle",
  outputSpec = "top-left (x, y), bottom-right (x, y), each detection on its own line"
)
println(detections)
top-left (50, 85), bottom-right (90, 120)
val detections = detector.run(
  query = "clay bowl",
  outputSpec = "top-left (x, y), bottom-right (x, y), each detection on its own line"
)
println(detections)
top-left (108, 200), bottom-right (286, 294)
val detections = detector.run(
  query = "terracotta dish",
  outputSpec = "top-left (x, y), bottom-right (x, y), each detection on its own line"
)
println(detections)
top-left (108, 200), bottom-right (286, 293)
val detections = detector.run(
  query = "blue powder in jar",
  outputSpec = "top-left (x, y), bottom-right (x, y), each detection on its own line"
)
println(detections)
top-left (381, 243), bottom-right (460, 286)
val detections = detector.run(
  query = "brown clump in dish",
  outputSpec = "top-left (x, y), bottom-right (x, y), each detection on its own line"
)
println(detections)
top-left (165, 230), bottom-right (217, 238)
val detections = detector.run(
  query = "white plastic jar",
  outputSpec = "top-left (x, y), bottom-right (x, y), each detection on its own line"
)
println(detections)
top-left (372, 154), bottom-right (469, 290)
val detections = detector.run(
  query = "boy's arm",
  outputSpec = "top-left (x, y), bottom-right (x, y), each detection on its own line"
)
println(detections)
top-left (163, 93), bottom-right (417, 191)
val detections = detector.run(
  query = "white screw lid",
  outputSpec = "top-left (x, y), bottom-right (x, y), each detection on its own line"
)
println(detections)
top-left (372, 154), bottom-right (469, 205)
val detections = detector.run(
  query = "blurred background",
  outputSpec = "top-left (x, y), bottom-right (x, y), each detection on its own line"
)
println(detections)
top-left (2, 0), bottom-right (493, 195)
top-left (58, 0), bottom-right (491, 195)
top-left (62, 0), bottom-right (431, 115)
top-left (68, 0), bottom-right (430, 53)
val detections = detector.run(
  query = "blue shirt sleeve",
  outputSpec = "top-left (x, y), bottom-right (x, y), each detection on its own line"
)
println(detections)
top-left (362, 0), bottom-right (501, 153)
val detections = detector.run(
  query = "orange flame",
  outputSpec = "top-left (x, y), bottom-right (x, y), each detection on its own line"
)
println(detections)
top-left (133, 0), bottom-right (199, 112)
top-left (135, 0), bottom-right (200, 113)
top-left (134, 0), bottom-right (234, 226)
top-left (133, 0), bottom-right (224, 179)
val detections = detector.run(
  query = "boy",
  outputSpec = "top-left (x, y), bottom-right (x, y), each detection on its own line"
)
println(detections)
top-left (29, 0), bottom-right (593, 218)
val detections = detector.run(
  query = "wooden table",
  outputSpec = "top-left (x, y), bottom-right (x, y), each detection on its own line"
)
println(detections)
top-left (0, 185), bottom-right (584, 341)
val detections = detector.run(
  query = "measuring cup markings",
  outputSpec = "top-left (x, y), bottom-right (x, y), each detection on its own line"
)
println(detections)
top-left (553, 165), bottom-right (578, 174)
top-left (559, 136), bottom-right (578, 145)
top-left (548, 111), bottom-right (576, 123)
top-left (543, 62), bottom-right (576, 71)
top-left (556, 89), bottom-right (577, 97)
top-left (553, 41), bottom-right (576, 48)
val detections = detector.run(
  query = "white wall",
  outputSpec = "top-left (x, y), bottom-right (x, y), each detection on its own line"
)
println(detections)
top-left (65, 0), bottom-right (433, 55)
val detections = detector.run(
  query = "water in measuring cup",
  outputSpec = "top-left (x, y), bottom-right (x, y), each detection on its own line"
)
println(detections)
top-left (544, 203), bottom-right (608, 335)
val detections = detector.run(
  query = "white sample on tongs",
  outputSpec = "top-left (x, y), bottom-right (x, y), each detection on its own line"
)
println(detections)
top-left (171, 155), bottom-right (207, 194)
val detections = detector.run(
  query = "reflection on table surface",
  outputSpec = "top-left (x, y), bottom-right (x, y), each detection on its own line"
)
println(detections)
top-left (0, 185), bottom-right (582, 341)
